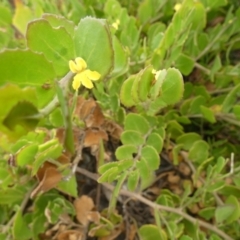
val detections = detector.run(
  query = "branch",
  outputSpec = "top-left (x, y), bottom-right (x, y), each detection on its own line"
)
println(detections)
top-left (76, 167), bottom-right (233, 240)
top-left (32, 71), bottom-right (74, 119)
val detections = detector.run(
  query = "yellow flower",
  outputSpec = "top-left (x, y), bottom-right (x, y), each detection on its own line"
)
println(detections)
top-left (174, 3), bottom-right (182, 11)
top-left (152, 69), bottom-right (161, 80)
top-left (69, 57), bottom-right (101, 90)
top-left (112, 19), bottom-right (120, 30)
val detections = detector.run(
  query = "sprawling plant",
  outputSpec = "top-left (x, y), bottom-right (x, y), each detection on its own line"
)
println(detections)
top-left (0, 0), bottom-right (240, 239)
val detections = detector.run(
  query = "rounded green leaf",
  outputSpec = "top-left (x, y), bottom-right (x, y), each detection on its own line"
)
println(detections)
top-left (3, 101), bottom-right (39, 132)
top-left (198, 207), bottom-right (215, 221)
top-left (200, 106), bottom-right (216, 123)
top-left (16, 144), bottom-right (38, 167)
top-left (74, 17), bottom-right (114, 78)
top-left (225, 195), bottom-right (240, 223)
top-left (176, 133), bottom-right (202, 150)
top-left (175, 53), bottom-right (195, 75)
top-left (120, 76), bottom-right (136, 107)
top-left (188, 140), bottom-right (209, 163)
top-left (121, 130), bottom-right (144, 145)
top-left (160, 68), bottom-right (184, 105)
top-left (139, 224), bottom-right (167, 240)
top-left (27, 19), bottom-right (74, 76)
top-left (146, 133), bottom-right (163, 153)
top-left (0, 50), bottom-right (56, 86)
top-left (42, 13), bottom-right (75, 35)
top-left (215, 205), bottom-right (235, 223)
top-left (115, 145), bottom-right (137, 160)
top-left (118, 159), bottom-right (134, 171)
top-left (141, 145), bottom-right (160, 170)
top-left (137, 67), bottom-right (154, 102)
top-left (124, 113), bottom-right (150, 135)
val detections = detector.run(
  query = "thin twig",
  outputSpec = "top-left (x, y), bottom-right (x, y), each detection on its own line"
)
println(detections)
top-left (76, 167), bottom-right (233, 240)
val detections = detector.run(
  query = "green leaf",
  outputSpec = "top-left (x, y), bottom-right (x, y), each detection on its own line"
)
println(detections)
top-left (222, 83), bottom-right (240, 113)
top-left (189, 96), bottom-right (206, 114)
top-left (124, 113), bottom-right (150, 135)
top-left (16, 144), bottom-right (38, 167)
top-left (12, 210), bottom-right (32, 240)
top-left (155, 68), bottom-right (184, 106)
top-left (150, 69), bottom-right (167, 100)
top-left (120, 75), bottom-right (136, 107)
top-left (42, 13), bottom-right (75, 35)
top-left (49, 108), bottom-right (64, 127)
top-left (149, 68), bottom-right (184, 114)
top-left (139, 224), bottom-right (167, 240)
top-left (201, 0), bottom-right (227, 9)
top-left (215, 205), bottom-right (235, 223)
top-left (3, 101), bottom-right (39, 132)
top-left (74, 17), bottom-right (114, 78)
top-left (118, 159), bottom-right (134, 171)
top-left (115, 145), bottom-right (137, 160)
top-left (215, 156), bottom-right (226, 174)
top-left (146, 133), bottom-right (163, 153)
top-left (141, 145), bottom-right (160, 170)
top-left (27, 19), bottom-right (74, 76)
top-left (120, 17), bottom-right (139, 50)
top-left (180, 236), bottom-right (193, 240)
top-left (177, 133), bottom-right (201, 150)
top-left (121, 130), bottom-right (144, 145)
top-left (198, 207), bottom-right (215, 221)
top-left (57, 171), bottom-right (77, 197)
top-left (175, 54), bottom-right (195, 75)
top-left (225, 195), bottom-right (240, 223)
top-left (0, 188), bottom-right (26, 205)
top-left (0, 50), bottom-right (56, 86)
top-left (218, 185), bottom-right (240, 198)
top-left (200, 106), bottom-right (216, 123)
top-left (32, 139), bottom-right (63, 175)
top-left (0, 85), bottom-right (38, 139)
top-left (12, 2), bottom-right (35, 34)
top-left (111, 36), bottom-right (128, 78)
top-left (98, 167), bottom-right (119, 183)
top-left (137, 67), bottom-right (154, 101)
top-left (98, 162), bottom-right (119, 174)
top-left (233, 105), bottom-right (240, 120)
top-left (207, 180), bottom-right (225, 192)
top-left (136, 158), bottom-right (150, 180)
top-left (127, 170), bottom-right (140, 191)
top-left (188, 140), bottom-right (209, 163)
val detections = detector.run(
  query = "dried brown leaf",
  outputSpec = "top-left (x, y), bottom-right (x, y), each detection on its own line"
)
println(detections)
top-left (75, 97), bottom-right (105, 128)
top-left (84, 128), bottom-right (108, 147)
top-left (31, 167), bottom-right (62, 198)
top-left (57, 230), bottom-right (83, 240)
top-left (74, 195), bottom-right (95, 226)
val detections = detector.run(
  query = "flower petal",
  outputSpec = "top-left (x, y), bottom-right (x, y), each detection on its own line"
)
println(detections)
top-left (72, 74), bottom-right (82, 90)
top-left (85, 70), bottom-right (101, 81)
top-left (75, 57), bottom-right (87, 71)
top-left (69, 60), bottom-right (78, 73)
top-left (81, 72), bottom-right (93, 89)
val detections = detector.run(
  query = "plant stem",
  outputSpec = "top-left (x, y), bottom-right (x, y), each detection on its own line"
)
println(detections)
top-left (195, 21), bottom-right (233, 61)
top-left (76, 167), bottom-right (233, 240)
top-left (194, 62), bottom-right (211, 75)
top-left (32, 71), bottom-right (74, 119)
